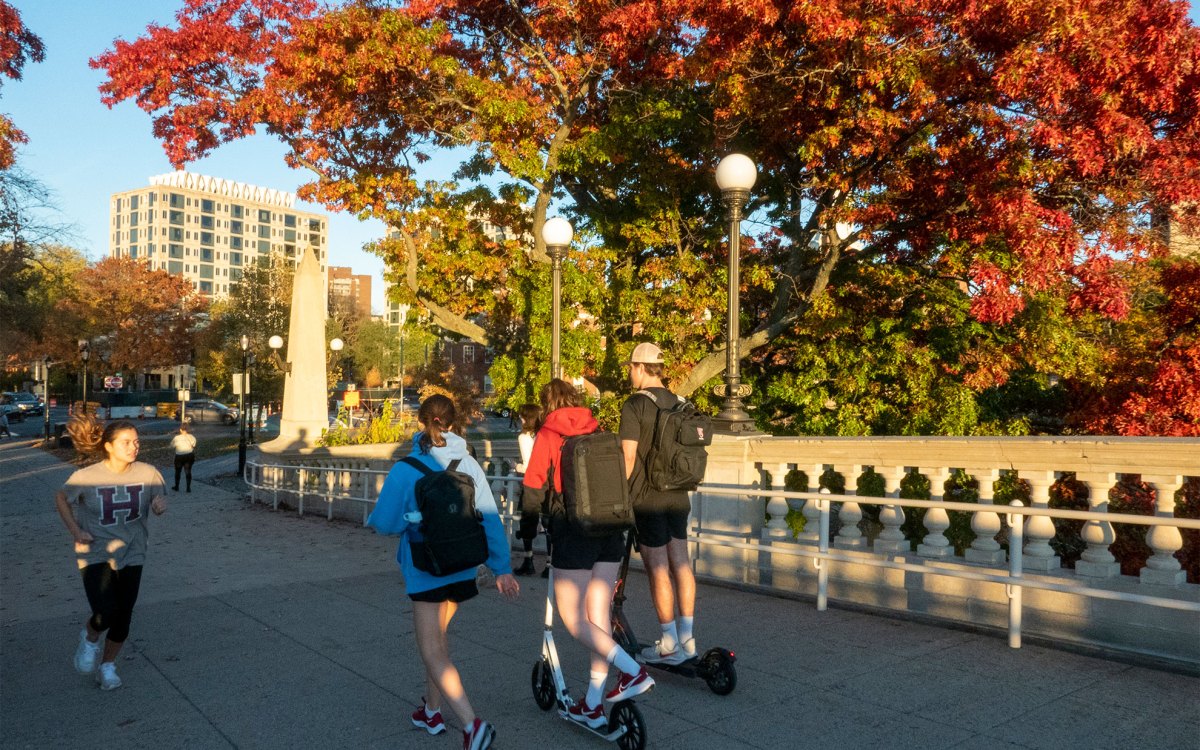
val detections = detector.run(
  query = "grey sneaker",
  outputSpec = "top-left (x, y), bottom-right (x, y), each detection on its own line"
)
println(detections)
top-left (96, 662), bottom-right (122, 691)
top-left (74, 630), bottom-right (100, 674)
top-left (638, 640), bottom-right (686, 665)
top-left (679, 637), bottom-right (697, 660)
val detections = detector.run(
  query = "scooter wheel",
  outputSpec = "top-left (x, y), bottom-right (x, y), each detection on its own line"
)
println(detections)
top-left (531, 659), bottom-right (555, 711)
top-left (701, 649), bottom-right (737, 695)
top-left (608, 700), bottom-right (647, 750)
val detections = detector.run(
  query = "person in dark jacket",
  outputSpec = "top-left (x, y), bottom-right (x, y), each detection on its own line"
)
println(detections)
top-left (520, 379), bottom-right (653, 730)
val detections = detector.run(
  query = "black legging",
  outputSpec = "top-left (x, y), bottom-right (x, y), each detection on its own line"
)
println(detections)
top-left (81, 563), bottom-right (144, 643)
top-left (174, 453), bottom-right (194, 490)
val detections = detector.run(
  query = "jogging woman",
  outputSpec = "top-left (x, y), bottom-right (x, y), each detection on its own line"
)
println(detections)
top-left (520, 379), bottom-right (653, 730)
top-left (55, 414), bottom-right (167, 690)
top-left (368, 395), bottom-right (519, 750)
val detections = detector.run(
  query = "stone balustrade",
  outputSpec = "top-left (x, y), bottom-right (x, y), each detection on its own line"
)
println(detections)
top-left (698, 434), bottom-right (1199, 663)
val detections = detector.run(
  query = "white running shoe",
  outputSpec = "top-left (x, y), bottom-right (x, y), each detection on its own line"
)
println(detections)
top-left (74, 630), bottom-right (100, 674)
top-left (679, 637), bottom-right (698, 660)
top-left (96, 662), bottom-right (122, 691)
top-left (638, 640), bottom-right (687, 665)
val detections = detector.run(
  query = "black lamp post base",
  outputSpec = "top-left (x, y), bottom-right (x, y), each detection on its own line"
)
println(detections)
top-left (712, 413), bottom-right (760, 435)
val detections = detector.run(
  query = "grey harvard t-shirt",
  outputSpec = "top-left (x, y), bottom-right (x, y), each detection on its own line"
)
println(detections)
top-left (60, 461), bottom-right (166, 570)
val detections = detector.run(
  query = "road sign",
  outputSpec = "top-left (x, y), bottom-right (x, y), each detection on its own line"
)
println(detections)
top-left (178, 389), bottom-right (190, 402)
top-left (344, 391), bottom-right (360, 408)
top-left (104, 375), bottom-right (123, 390)
top-left (232, 373), bottom-right (251, 395)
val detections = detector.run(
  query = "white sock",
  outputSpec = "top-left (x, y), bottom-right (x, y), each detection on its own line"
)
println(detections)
top-left (585, 669), bottom-right (608, 707)
top-left (677, 616), bottom-right (694, 644)
top-left (425, 703), bottom-right (439, 718)
top-left (659, 621), bottom-right (679, 652)
top-left (606, 644), bottom-right (641, 676)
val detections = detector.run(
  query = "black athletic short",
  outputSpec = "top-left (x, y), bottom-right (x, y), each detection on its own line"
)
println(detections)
top-left (634, 507), bottom-right (690, 548)
top-left (550, 519), bottom-right (626, 570)
top-left (409, 578), bottom-right (479, 603)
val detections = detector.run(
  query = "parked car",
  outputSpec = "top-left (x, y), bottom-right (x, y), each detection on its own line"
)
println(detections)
top-left (177, 400), bottom-right (239, 425)
top-left (0, 394), bottom-right (25, 422)
top-left (8, 392), bottom-right (43, 416)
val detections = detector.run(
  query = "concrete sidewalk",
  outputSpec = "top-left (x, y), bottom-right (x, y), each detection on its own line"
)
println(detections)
top-left (2, 439), bottom-right (1197, 750)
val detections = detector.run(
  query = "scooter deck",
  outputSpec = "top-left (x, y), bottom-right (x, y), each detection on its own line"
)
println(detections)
top-left (556, 705), bottom-right (627, 742)
top-left (638, 655), bottom-right (701, 678)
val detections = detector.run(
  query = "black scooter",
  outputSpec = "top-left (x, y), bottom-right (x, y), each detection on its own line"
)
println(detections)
top-left (610, 533), bottom-right (737, 695)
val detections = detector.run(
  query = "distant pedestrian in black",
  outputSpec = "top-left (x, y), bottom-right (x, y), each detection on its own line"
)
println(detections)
top-left (170, 424), bottom-right (197, 492)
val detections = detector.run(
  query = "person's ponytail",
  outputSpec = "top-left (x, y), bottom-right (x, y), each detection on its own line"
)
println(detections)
top-left (417, 395), bottom-right (456, 453)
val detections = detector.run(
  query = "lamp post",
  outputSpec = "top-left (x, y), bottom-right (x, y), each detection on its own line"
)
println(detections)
top-left (78, 340), bottom-right (90, 416)
top-left (713, 153), bottom-right (758, 433)
top-left (541, 217), bottom-right (573, 379)
top-left (238, 334), bottom-right (249, 475)
top-left (396, 303), bottom-right (410, 417)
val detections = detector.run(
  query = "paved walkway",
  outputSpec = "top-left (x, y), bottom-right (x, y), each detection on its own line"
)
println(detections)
top-left (2, 439), bottom-right (1197, 750)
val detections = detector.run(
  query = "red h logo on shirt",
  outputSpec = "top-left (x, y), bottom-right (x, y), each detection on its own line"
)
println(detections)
top-left (97, 485), bottom-right (143, 525)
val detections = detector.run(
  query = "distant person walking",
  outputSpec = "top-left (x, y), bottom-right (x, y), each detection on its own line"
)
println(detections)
top-left (367, 395), bottom-right (519, 750)
top-left (54, 414), bottom-right (167, 691)
top-left (513, 403), bottom-right (543, 576)
top-left (0, 410), bottom-right (10, 438)
top-left (170, 424), bottom-right (197, 492)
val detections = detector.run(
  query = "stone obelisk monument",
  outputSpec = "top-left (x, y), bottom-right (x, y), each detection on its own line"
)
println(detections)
top-left (262, 243), bottom-right (329, 451)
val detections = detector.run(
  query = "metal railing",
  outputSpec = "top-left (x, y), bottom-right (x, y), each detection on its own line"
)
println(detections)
top-left (244, 457), bottom-right (1200, 654)
top-left (694, 484), bottom-right (1200, 649)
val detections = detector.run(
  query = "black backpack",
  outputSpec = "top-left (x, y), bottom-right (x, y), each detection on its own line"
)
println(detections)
top-left (403, 456), bottom-right (490, 576)
top-left (638, 389), bottom-right (713, 492)
top-left (557, 431), bottom-right (633, 537)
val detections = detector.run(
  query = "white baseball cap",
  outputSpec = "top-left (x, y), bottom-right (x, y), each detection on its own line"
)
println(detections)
top-left (625, 342), bottom-right (664, 364)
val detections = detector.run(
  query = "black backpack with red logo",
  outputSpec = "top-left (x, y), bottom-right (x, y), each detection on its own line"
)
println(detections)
top-left (638, 390), bottom-right (713, 492)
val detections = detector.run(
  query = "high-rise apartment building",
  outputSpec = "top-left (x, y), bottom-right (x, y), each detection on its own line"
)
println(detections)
top-left (109, 171), bottom-right (329, 297)
top-left (328, 266), bottom-right (373, 318)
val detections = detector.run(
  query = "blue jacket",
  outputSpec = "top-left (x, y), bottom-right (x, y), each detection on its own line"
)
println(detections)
top-left (367, 432), bottom-right (511, 594)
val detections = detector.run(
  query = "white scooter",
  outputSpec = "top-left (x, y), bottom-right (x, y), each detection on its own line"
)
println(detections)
top-left (530, 569), bottom-right (648, 750)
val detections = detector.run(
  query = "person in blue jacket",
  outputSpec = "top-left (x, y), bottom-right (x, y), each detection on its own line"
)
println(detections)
top-left (368, 394), bottom-right (519, 750)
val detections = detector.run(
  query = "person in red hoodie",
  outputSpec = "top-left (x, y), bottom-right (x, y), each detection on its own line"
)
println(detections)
top-left (520, 379), bottom-right (654, 730)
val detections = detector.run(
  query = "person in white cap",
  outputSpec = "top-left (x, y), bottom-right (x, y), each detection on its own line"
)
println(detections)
top-left (618, 342), bottom-right (698, 665)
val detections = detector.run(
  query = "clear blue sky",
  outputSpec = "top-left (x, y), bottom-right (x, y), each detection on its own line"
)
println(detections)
top-left (5, 1), bottom-right (1200, 317)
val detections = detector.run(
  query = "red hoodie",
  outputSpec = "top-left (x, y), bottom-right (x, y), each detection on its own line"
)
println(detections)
top-left (521, 406), bottom-right (598, 509)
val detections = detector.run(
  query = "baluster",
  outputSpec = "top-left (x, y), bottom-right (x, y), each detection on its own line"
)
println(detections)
top-left (917, 467), bottom-right (953, 558)
top-left (797, 463), bottom-right (825, 543)
top-left (1021, 471), bottom-right (1060, 571)
top-left (1140, 474), bottom-right (1186, 586)
top-left (966, 468), bottom-right (1005, 565)
top-left (873, 466), bottom-right (909, 555)
top-left (1075, 472), bottom-right (1120, 579)
top-left (834, 464), bottom-right (866, 549)
top-left (765, 462), bottom-right (792, 537)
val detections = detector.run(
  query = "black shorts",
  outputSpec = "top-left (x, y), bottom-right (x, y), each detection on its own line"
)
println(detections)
top-left (409, 578), bottom-right (479, 603)
top-left (634, 507), bottom-right (690, 548)
top-left (550, 519), bottom-right (626, 570)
